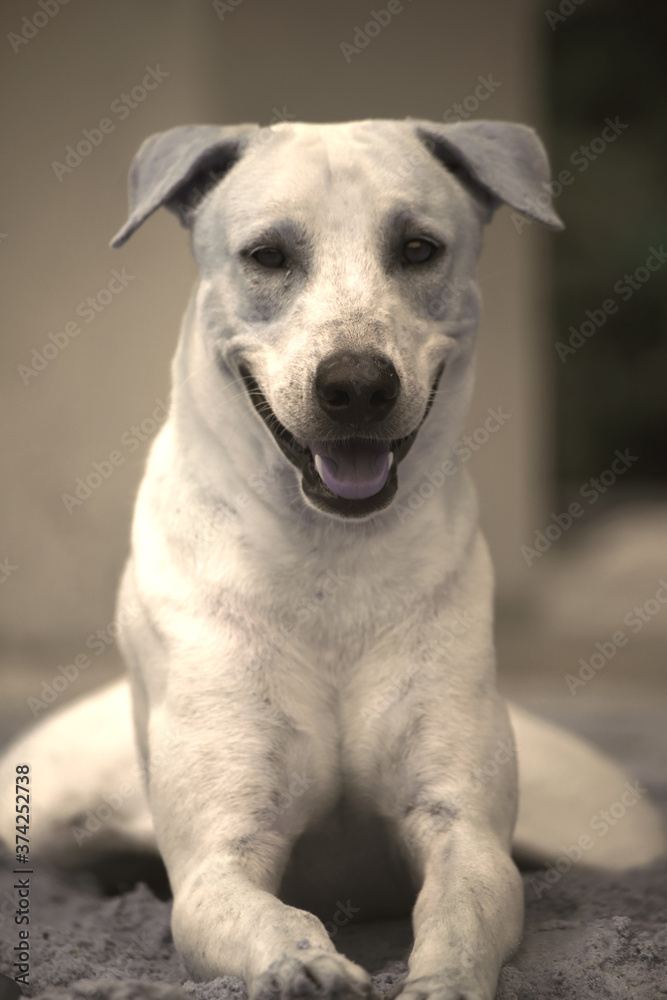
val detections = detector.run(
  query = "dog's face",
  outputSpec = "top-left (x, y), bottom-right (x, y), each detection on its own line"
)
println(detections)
top-left (112, 119), bottom-right (562, 520)
top-left (192, 122), bottom-right (490, 519)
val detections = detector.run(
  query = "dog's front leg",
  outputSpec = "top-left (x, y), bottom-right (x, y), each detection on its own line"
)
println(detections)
top-left (172, 850), bottom-right (374, 1000)
top-left (358, 682), bottom-right (523, 1000)
top-left (398, 817), bottom-right (523, 1000)
top-left (140, 684), bottom-right (374, 1000)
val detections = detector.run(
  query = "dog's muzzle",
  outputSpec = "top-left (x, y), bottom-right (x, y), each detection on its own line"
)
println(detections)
top-left (239, 358), bottom-right (443, 518)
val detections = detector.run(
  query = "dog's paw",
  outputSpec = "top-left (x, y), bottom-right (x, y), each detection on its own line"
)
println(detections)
top-left (252, 948), bottom-right (376, 1000)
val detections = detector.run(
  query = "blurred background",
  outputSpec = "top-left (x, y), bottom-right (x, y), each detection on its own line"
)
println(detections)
top-left (1, 0), bottom-right (665, 751)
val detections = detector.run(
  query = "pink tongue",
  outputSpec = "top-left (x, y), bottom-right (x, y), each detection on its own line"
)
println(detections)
top-left (310, 440), bottom-right (392, 500)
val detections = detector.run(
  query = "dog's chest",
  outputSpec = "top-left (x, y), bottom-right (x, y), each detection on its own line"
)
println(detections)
top-left (217, 528), bottom-right (437, 667)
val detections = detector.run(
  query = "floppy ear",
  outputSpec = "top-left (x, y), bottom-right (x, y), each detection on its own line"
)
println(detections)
top-left (111, 123), bottom-right (259, 247)
top-left (413, 119), bottom-right (564, 230)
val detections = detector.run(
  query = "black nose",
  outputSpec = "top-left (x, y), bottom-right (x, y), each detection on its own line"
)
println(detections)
top-left (314, 352), bottom-right (400, 425)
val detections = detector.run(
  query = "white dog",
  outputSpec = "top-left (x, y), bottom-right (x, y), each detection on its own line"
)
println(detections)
top-left (2, 119), bottom-right (664, 1000)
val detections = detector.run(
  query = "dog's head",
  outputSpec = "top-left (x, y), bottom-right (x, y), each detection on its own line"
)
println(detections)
top-left (113, 119), bottom-right (562, 520)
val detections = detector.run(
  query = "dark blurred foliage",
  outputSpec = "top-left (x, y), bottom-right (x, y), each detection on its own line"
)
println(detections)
top-left (545, 0), bottom-right (667, 505)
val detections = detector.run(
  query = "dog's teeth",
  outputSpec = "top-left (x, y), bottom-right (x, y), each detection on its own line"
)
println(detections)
top-left (388, 452), bottom-right (394, 469)
top-left (314, 454), bottom-right (325, 479)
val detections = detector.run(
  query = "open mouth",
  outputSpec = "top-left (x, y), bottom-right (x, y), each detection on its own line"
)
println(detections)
top-left (239, 364), bottom-right (443, 518)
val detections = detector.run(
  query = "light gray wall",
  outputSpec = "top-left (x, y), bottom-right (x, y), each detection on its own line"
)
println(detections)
top-left (0, 0), bottom-right (553, 695)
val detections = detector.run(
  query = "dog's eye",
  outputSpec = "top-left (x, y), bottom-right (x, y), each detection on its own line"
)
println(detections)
top-left (402, 238), bottom-right (438, 264)
top-left (250, 246), bottom-right (286, 269)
